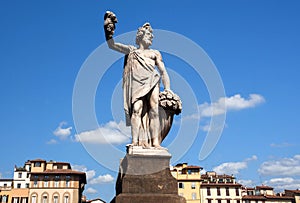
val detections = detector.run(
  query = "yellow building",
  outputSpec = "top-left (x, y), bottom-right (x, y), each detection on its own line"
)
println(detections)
top-left (171, 163), bottom-right (203, 202)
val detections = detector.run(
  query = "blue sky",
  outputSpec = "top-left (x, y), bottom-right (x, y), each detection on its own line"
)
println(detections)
top-left (1, 0), bottom-right (300, 201)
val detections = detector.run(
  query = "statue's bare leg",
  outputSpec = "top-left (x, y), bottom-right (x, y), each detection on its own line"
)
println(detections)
top-left (131, 99), bottom-right (143, 146)
top-left (149, 85), bottom-right (161, 148)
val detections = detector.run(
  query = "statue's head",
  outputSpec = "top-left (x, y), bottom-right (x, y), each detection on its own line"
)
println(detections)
top-left (135, 22), bottom-right (153, 47)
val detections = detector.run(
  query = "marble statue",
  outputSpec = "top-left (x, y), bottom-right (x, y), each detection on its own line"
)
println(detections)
top-left (104, 11), bottom-right (182, 149)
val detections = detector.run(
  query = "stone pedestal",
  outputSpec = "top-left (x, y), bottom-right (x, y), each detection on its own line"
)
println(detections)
top-left (111, 146), bottom-right (186, 203)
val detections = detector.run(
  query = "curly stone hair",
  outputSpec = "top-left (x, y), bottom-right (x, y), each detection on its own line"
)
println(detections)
top-left (135, 22), bottom-right (153, 45)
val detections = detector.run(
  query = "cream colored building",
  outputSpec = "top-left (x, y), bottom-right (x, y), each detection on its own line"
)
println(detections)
top-left (1, 159), bottom-right (86, 203)
top-left (200, 171), bottom-right (242, 203)
top-left (242, 185), bottom-right (294, 203)
top-left (27, 159), bottom-right (86, 203)
top-left (171, 163), bottom-right (242, 203)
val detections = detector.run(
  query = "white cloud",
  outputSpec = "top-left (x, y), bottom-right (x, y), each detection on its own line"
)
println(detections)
top-left (72, 165), bottom-right (95, 181)
top-left (263, 177), bottom-right (300, 191)
top-left (85, 187), bottom-right (98, 194)
top-left (199, 94), bottom-right (265, 117)
top-left (270, 142), bottom-right (294, 148)
top-left (46, 139), bottom-right (58, 145)
top-left (213, 155), bottom-right (257, 175)
top-left (238, 179), bottom-right (255, 187)
top-left (89, 174), bottom-right (114, 184)
top-left (75, 121), bottom-right (130, 144)
top-left (258, 154), bottom-right (300, 176)
top-left (53, 121), bottom-right (72, 140)
top-left (213, 162), bottom-right (247, 175)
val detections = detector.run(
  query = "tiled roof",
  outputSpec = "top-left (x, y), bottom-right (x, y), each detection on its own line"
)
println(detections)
top-left (265, 195), bottom-right (294, 200)
top-left (242, 195), bottom-right (266, 200)
top-left (0, 179), bottom-right (13, 181)
top-left (285, 189), bottom-right (300, 194)
top-left (29, 159), bottom-right (46, 162)
top-left (185, 165), bottom-right (203, 169)
top-left (29, 169), bottom-right (86, 176)
top-left (201, 183), bottom-right (242, 187)
top-left (256, 185), bottom-right (274, 190)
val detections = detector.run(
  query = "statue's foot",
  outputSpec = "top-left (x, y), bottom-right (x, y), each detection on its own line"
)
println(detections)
top-left (142, 144), bottom-right (151, 149)
top-left (153, 144), bottom-right (167, 150)
top-left (131, 142), bottom-right (138, 146)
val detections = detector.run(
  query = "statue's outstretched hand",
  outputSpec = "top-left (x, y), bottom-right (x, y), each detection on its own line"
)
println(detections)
top-left (104, 11), bottom-right (118, 39)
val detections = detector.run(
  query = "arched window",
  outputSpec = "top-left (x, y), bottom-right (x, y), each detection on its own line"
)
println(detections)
top-left (64, 195), bottom-right (69, 203)
top-left (31, 193), bottom-right (38, 203)
top-left (53, 193), bottom-right (59, 203)
top-left (41, 193), bottom-right (48, 203)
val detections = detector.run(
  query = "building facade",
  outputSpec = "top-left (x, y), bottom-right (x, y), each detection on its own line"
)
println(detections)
top-left (171, 163), bottom-right (242, 203)
top-left (0, 159), bottom-right (86, 203)
top-left (0, 179), bottom-right (13, 203)
top-left (242, 185), bottom-right (294, 203)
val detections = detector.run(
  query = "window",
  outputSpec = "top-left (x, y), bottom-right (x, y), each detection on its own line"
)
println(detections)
top-left (218, 200), bottom-right (222, 203)
top-left (64, 196), bottom-right (69, 203)
top-left (3, 195), bottom-right (8, 203)
top-left (208, 199), bottom-right (212, 203)
top-left (207, 187), bottom-right (211, 196)
top-left (66, 180), bottom-right (70, 187)
top-left (192, 193), bottom-right (197, 200)
top-left (226, 187), bottom-right (230, 196)
top-left (34, 180), bottom-right (38, 187)
top-left (4, 183), bottom-right (7, 188)
top-left (31, 196), bottom-right (36, 203)
top-left (44, 175), bottom-right (49, 179)
top-left (217, 187), bottom-right (221, 196)
top-left (54, 196), bottom-right (58, 203)
top-left (66, 175), bottom-right (71, 179)
top-left (17, 183), bottom-right (21, 188)
top-left (178, 182), bottom-right (184, 189)
top-left (237, 200), bottom-right (240, 203)
top-left (13, 197), bottom-right (19, 203)
top-left (34, 175), bottom-right (39, 179)
top-left (191, 182), bottom-right (196, 189)
top-left (18, 172), bottom-right (22, 178)
top-left (54, 180), bottom-right (59, 187)
top-left (227, 200), bottom-right (230, 203)
top-left (219, 178), bottom-right (224, 183)
top-left (34, 162), bottom-right (41, 167)
top-left (26, 183), bottom-right (30, 188)
top-left (27, 173), bottom-right (30, 178)
top-left (42, 195), bottom-right (48, 203)
top-left (55, 175), bottom-right (60, 179)
top-left (21, 197), bottom-right (28, 203)
top-left (44, 181), bottom-right (48, 187)
top-left (235, 188), bottom-right (240, 196)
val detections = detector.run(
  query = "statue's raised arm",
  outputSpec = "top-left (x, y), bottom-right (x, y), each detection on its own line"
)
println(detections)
top-left (104, 11), bottom-right (131, 54)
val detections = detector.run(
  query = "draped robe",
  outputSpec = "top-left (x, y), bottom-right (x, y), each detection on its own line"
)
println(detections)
top-left (122, 48), bottom-right (160, 132)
